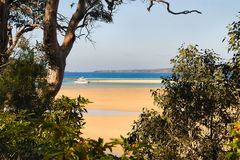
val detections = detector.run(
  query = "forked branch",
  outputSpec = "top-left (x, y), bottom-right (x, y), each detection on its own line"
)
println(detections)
top-left (61, 0), bottom-right (87, 54)
top-left (148, 0), bottom-right (202, 15)
top-left (5, 24), bottom-right (40, 58)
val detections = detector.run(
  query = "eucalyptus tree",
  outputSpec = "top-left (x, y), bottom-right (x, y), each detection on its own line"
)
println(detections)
top-left (0, 0), bottom-right (201, 97)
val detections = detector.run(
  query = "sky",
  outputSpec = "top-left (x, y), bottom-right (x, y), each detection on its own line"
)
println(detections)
top-left (58, 0), bottom-right (240, 72)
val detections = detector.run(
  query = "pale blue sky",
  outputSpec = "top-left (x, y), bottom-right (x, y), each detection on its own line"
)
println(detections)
top-left (59, 0), bottom-right (240, 72)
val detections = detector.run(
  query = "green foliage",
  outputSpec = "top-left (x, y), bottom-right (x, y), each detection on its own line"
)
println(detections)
top-left (0, 47), bottom-right (49, 114)
top-left (128, 45), bottom-right (240, 159)
top-left (127, 109), bottom-right (178, 159)
top-left (0, 110), bottom-right (38, 159)
top-left (111, 135), bottom-right (153, 160)
top-left (0, 96), bottom-right (88, 159)
top-left (85, 138), bottom-right (119, 159)
top-left (226, 122), bottom-right (240, 160)
top-left (0, 95), bottom-right (132, 159)
top-left (227, 14), bottom-right (240, 53)
top-left (35, 96), bottom-right (89, 159)
top-left (225, 14), bottom-right (240, 160)
top-left (227, 15), bottom-right (240, 98)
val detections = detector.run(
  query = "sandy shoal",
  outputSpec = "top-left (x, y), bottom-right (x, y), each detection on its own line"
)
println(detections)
top-left (58, 87), bottom-right (158, 112)
top-left (57, 86), bottom-right (161, 143)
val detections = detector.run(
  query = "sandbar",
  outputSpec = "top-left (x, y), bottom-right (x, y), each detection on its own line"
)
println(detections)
top-left (57, 86), bottom-right (161, 148)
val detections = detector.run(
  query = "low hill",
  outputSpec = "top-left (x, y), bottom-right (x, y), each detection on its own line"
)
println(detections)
top-left (94, 68), bottom-right (172, 73)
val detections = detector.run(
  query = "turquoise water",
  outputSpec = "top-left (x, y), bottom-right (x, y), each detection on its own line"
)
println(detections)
top-left (64, 72), bottom-right (171, 79)
top-left (63, 79), bottom-right (165, 88)
top-left (63, 72), bottom-right (171, 88)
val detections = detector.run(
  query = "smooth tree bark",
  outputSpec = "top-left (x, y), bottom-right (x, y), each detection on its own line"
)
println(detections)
top-left (44, 0), bottom-right (88, 97)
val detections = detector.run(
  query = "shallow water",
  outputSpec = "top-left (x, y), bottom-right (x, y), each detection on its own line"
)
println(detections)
top-left (63, 81), bottom-right (165, 88)
top-left (64, 72), bottom-right (172, 79)
top-left (63, 72), bottom-right (170, 88)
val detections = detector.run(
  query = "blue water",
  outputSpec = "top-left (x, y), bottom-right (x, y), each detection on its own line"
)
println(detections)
top-left (63, 72), bottom-right (171, 88)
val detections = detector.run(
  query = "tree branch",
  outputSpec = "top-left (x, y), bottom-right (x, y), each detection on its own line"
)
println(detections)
top-left (75, 6), bottom-right (95, 30)
top-left (61, 0), bottom-right (87, 55)
top-left (0, 61), bottom-right (10, 69)
top-left (8, 25), bottom-right (13, 47)
top-left (44, 0), bottom-right (60, 53)
top-left (148, 0), bottom-right (202, 15)
top-left (5, 24), bottom-right (39, 58)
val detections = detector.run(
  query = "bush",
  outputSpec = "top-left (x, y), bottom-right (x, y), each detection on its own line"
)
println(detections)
top-left (226, 122), bottom-right (240, 159)
top-left (0, 96), bottom-right (88, 159)
top-left (0, 48), bottom-right (50, 114)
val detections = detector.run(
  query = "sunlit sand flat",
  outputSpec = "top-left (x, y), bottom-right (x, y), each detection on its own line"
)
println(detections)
top-left (58, 86), bottom-right (160, 140)
top-left (58, 85), bottom-right (163, 154)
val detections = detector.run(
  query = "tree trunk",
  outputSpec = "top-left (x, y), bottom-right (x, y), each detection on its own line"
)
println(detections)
top-left (44, 0), bottom-right (62, 97)
top-left (47, 51), bottom-right (67, 97)
top-left (44, 0), bottom-right (87, 98)
top-left (0, 0), bottom-right (9, 67)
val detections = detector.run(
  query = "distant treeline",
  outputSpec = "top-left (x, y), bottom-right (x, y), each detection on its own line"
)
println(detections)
top-left (94, 68), bottom-right (172, 73)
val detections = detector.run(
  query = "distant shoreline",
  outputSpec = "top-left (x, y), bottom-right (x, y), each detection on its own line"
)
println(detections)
top-left (65, 68), bottom-right (172, 73)
top-left (93, 68), bottom-right (172, 73)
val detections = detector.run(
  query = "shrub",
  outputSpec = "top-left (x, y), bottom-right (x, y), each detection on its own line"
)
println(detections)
top-left (0, 48), bottom-right (49, 114)
top-left (226, 122), bottom-right (240, 159)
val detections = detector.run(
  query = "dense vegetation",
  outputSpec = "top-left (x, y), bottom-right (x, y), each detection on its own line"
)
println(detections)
top-left (128, 45), bottom-right (239, 159)
top-left (0, 4), bottom-right (239, 160)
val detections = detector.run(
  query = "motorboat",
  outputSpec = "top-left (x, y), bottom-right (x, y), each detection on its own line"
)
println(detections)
top-left (74, 77), bottom-right (89, 84)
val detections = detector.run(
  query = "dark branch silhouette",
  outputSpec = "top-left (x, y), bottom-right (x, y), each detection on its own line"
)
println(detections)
top-left (148, 0), bottom-right (202, 15)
